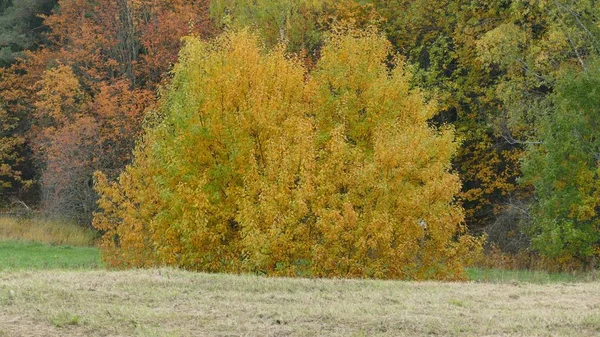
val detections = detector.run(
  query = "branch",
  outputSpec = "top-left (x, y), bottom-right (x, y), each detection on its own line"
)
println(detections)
top-left (10, 197), bottom-right (30, 211)
top-left (501, 132), bottom-right (543, 146)
top-left (498, 114), bottom-right (543, 146)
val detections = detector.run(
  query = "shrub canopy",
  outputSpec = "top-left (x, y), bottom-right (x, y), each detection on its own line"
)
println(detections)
top-left (94, 29), bottom-right (480, 279)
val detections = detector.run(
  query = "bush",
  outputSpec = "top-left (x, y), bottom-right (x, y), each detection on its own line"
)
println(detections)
top-left (94, 29), bottom-right (482, 279)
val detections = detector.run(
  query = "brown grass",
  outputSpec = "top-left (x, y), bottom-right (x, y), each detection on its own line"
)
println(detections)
top-left (0, 269), bottom-right (598, 336)
top-left (0, 217), bottom-right (97, 247)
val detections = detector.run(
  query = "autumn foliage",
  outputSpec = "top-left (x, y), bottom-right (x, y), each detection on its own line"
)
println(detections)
top-left (94, 29), bottom-right (481, 279)
top-left (3, 0), bottom-right (598, 274)
top-left (0, 0), bottom-right (213, 219)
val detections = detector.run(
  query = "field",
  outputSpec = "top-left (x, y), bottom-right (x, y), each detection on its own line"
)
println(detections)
top-left (0, 216), bottom-right (97, 247)
top-left (0, 241), bottom-right (101, 270)
top-left (0, 217), bottom-right (101, 271)
top-left (0, 217), bottom-right (599, 336)
top-left (0, 269), bottom-right (598, 337)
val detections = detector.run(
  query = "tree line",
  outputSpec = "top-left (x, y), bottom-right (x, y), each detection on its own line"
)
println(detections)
top-left (1, 0), bottom-right (598, 275)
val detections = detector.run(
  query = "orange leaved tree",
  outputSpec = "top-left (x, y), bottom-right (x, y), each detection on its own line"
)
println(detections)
top-left (2, 0), bottom-right (214, 221)
top-left (94, 29), bottom-right (481, 279)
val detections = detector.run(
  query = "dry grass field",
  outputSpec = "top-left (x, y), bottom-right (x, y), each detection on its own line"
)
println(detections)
top-left (0, 217), bottom-right (97, 247)
top-left (0, 269), bottom-right (598, 337)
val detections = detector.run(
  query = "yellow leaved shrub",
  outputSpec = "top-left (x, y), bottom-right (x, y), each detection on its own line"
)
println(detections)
top-left (94, 29), bottom-right (482, 279)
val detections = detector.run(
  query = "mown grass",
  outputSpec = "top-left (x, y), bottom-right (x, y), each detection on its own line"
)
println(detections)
top-left (0, 216), bottom-right (101, 270)
top-left (466, 267), bottom-right (596, 284)
top-left (0, 269), bottom-right (598, 336)
top-left (0, 216), bottom-right (98, 247)
top-left (0, 216), bottom-right (597, 335)
top-left (0, 241), bottom-right (101, 270)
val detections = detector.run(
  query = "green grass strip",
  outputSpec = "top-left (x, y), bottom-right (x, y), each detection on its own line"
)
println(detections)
top-left (0, 241), bottom-right (102, 270)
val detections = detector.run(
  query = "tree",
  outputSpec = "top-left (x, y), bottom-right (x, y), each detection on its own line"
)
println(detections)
top-left (0, 0), bottom-right (214, 219)
top-left (0, 0), bottom-right (57, 207)
top-left (94, 29), bottom-right (481, 279)
top-left (210, 0), bottom-right (380, 57)
top-left (473, 0), bottom-right (600, 255)
top-left (0, 0), bottom-right (57, 66)
top-left (31, 64), bottom-right (94, 221)
top-left (0, 100), bottom-right (29, 203)
top-left (41, 0), bottom-right (213, 87)
top-left (370, 1), bottom-right (600, 254)
top-left (40, 116), bottom-right (99, 222)
top-left (522, 59), bottom-right (600, 267)
top-left (366, 0), bottom-right (530, 238)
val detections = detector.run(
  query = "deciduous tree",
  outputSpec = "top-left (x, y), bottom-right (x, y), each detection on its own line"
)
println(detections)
top-left (2, 0), bottom-right (213, 219)
top-left (522, 59), bottom-right (600, 267)
top-left (94, 29), bottom-right (481, 279)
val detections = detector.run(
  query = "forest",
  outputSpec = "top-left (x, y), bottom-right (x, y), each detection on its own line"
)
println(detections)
top-left (1, 0), bottom-right (599, 279)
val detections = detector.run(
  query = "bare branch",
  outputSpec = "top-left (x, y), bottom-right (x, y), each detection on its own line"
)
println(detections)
top-left (10, 197), bottom-right (30, 210)
top-left (498, 113), bottom-right (543, 146)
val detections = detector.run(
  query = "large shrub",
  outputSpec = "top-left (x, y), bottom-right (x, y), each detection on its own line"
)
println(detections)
top-left (94, 29), bottom-right (481, 279)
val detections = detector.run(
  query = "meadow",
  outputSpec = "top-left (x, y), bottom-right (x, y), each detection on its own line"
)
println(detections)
top-left (0, 217), bottom-right (598, 336)
top-left (1, 269), bottom-right (599, 336)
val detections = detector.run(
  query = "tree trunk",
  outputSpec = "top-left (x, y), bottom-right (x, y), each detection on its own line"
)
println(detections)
top-left (117, 0), bottom-right (138, 88)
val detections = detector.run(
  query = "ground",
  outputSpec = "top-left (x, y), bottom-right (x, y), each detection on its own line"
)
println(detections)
top-left (1, 269), bottom-right (599, 336)
top-left (0, 217), bottom-right (598, 336)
